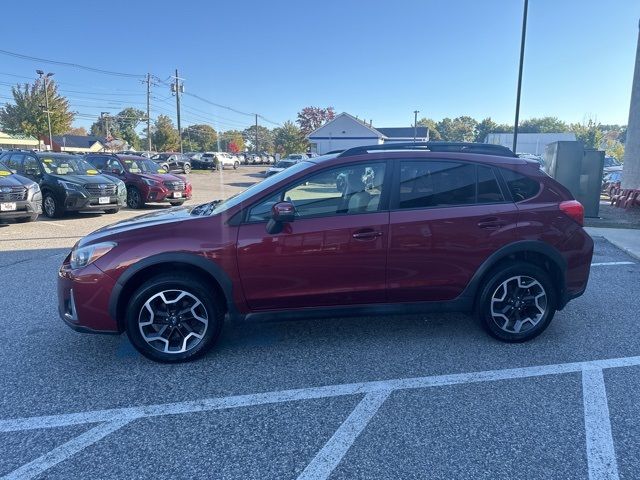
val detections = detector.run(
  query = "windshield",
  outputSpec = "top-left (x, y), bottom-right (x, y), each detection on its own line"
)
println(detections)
top-left (0, 162), bottom-right (12, 176)
top-left (123, 158), bottom-right (165, 174)
top-left (40, 156), bottom-right (98, 175)
top-left (192, 161), bottom-right (314, 217)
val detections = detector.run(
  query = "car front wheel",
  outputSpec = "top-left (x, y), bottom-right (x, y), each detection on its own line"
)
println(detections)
top-left (183, 163), bottom-right (191, 174)
top-left (477, 262), bottom-right (556, 342)
top-left (127, 186), bottom-right (145, 209)
top-left (125, 273), bottom-right (224, 362)
top-left (43, 192), bottom-right (63, 218)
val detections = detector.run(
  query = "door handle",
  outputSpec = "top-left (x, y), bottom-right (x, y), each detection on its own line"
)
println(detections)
top-left (352, 229), bottom-right (383, 240)
top-left (477, 217), bottom-right (507, 230)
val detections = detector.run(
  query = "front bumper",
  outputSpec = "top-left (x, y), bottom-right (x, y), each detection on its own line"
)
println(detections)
top-left (58, 257), bottom-right (120, 333)
top-left (64, 191), bottom-right (126, 211)
top-left (144, 185), bottom-right (192, 203)
top-left (0, 193), bottom-right (42, 219)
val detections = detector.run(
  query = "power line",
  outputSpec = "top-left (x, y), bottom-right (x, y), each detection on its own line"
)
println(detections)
top-left (0, 49), bottom-right (145, 78)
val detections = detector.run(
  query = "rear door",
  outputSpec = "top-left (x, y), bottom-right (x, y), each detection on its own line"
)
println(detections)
top-left (387, 159), bottom-right (518, 302)
top-left (236, 161), bottom-right (390, 310)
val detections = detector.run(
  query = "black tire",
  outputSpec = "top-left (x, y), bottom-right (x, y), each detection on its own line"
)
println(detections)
top-left (104, 208), bottom-right (119, 214)
top-left (125, 273), bottom-right (224, 363)
top-left (233, 161), bottom-right (239, 170)
top-left (477, 261), bottom-right (556, 343)
top-left (15, 214), bottom-right (38, 223)
top-left (127, 186), bottom-right (145, 209)
top-left (161, 163), bottom-right (170, 173)
top-left (42, 191), bottom-right (64, 218)
top-left (183, 163), bottom-right (191, 174)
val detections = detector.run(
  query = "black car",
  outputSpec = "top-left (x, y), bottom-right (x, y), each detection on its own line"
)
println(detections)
top-left (0, 161), bottom-right (42, 222)
top-left (150, 152), bottom-right (192, 174)
top-left (0, 151), bottom-right (126, 218)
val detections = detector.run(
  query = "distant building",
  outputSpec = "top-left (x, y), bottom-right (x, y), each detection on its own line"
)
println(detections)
top-left (484, 132), bottom-right (576, 155)
top-left (307, 112), bottom-right (429, 154)
top-left (0, 131), bottom-right (40, 150)
top-left (42, 135), bottom-right (107, 153)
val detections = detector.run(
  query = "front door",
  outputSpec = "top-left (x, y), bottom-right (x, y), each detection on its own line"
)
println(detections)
top-left (237, 161), bottom-right (389, 310)
top-left (387, 159), bottom-right (518, 302)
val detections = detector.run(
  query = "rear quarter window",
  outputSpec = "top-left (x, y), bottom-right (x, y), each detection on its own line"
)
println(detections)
top-left (500, 168), bottom-right (540, 202)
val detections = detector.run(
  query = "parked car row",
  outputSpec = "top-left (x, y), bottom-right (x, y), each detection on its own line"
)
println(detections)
top-left (0, 150), bottom-right (192, 223)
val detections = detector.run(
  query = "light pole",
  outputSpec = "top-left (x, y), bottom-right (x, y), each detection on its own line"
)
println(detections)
top-left (512, 0), bottom-right (529, 153)
top-left (36, 70), bottom-right (54, 151)
top-left (101, 112), bottom-right (110, 138)
top-left (413, 110), bottom-right (419, 143)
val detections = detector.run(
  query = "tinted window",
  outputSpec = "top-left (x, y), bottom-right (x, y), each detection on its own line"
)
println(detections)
top-left (399, 161), bottom-right (476, 209)
top-left (500, 168), bottom-right (540, 201)
top-left (5, 153), bottom-right (24, 172)
top-left (23, 156), bottom-right (40, 175)
top-left (247, 163), bottom-right (386, 221)
top-left (87, 156), bottom-right (109, 170)
top-left (477, 166), bottom-right (504, 203)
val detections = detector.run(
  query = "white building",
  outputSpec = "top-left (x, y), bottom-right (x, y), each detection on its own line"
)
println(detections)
top-left (307, 112), bottom-right (429, 154)
top-left (484, 132), bottom-right (576, 155)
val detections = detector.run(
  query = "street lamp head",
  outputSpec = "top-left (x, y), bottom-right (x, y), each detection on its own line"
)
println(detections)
top-left (36, 69), bottom-right (44, 75)
top-left (46, 72), bottom-right (54, 78)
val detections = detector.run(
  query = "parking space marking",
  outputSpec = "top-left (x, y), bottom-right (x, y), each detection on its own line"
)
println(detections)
top-left (34, 221), bottom-right (66, 228)
top-left (2, 418), bottom-right (133, 480)
top-left (583, 368), bottom-right (620, 480)
top-left (3, 355), bottom-right (639, 478)
top-left (297, 391), bottom-right (390, 480)
top-left (591, 262), bottom-right (635, 267)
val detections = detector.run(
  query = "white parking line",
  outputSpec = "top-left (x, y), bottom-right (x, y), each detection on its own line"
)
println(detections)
top-left (591, 261), bottom-right (635, 267)
top-left (2, 355), bottom-right (639, 478)
top-left (297, 391), bottom-right (390, 480)
top-left (35, 221), bottom-right (66, 228)
top-left (2, 418), bottom-right (133, 480)
top-left (582, 368), bottom-right (620, 480)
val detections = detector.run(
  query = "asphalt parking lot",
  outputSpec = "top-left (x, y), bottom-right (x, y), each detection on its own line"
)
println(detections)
top-left (1, 167), bottom-right (640, 479)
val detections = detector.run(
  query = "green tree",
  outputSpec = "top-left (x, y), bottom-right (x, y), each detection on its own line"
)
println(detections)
top-left (604, 139), bottom-right (625, 162)
top-left (417, 118), bottom-right (442, 140)
top-left (218, 130), bottom-right (245, 152)
top-left (151, 115), bottom-right (180, 151)
top-left (570, 118), bottom-right (604, 149)
top-left (243, 125), bottom-right (274, 153)
top-left (437, 116), bottom-right (477, 142)
top-left (296, 106), bottom-right (336, 136)
top-left (519, 116), bottom-right (568, 133)
top-left (65, 126), bottom-right (87, 136)
top-left (274, 121), bottom-right (308, 155)
top-left (182, 124), bottom-right (217, 151)
top-left (89, 108), bottom-right (145, 149)
top-left (474, 117), bottom-right (513, 142)
top-left (0, 79), bottom-right (74, 138)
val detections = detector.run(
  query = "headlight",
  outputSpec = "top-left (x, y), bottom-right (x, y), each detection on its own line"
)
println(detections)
top-left (28, 183), bottom-right (40, 194)
top-left (116, 179), bottom-right (126, 195)
top-left (59, 180), bottom-right (81, 191)
top-left (142, 178), bottom-right (159, 186)
top-left (70, 241), bottom-right (117, 269)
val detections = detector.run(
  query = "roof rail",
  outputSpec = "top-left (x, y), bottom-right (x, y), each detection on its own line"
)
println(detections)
top-left (337, 141), bottom-right (517, 158)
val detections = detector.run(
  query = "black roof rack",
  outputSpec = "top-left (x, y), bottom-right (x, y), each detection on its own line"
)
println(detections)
top-left (337, 142), bottom-right (517, 158)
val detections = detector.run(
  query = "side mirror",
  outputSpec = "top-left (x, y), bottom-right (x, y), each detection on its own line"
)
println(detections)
top-left (266, 201), bottom-right (295, 234)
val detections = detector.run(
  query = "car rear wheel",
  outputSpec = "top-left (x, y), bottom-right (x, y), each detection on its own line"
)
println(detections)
top-left (125, 273), bottom-right (224, 363)
top-left (477, 262), bottom-right (556, 342)
top-left (43, 192), bottom-right (63, 218)
top-left (233, 161), bottom-right (239, 169)
top-left (127, 186), bottom-right (145, 209)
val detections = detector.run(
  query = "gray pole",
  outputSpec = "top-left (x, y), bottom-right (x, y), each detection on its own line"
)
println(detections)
top-left (512, 0), bottom-right (528, 153)
top-left (255, 114), bottom-right (259, 154)
top-left (175, 69), bottom-right (183, 153)
top-left (622, 19), bottom-right (640, 190)
top-left (146, 73), bottom-right (151, 151)
top-left (413, 110), bottom-right (419, 143)
top-left (43, 75), bottom-right (53, 151)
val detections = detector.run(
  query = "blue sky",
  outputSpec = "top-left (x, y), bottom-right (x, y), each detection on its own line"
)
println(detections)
top-left (0, 0), bottom-right (638, 132)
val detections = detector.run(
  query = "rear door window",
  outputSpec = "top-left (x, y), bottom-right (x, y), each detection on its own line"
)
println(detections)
top-left (477, 165), bottom-right (505, 203)
top-left (500, 168), bottom-right (540, 201)
top-left (398, 161), bottom-right (476, 209)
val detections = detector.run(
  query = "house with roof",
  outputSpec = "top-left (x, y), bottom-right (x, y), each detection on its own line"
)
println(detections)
top-left (0, 131), bottom-right (40, 150)
top-left (41, 134), bottom-right (107, 153)
top-left (307, 112), bottom-right (429, 154)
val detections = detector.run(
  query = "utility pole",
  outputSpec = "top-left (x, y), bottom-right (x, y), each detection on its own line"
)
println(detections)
top-left (513, 0), bottom-right (529, 153)
top-left (171, 69), bottom-right (184, 153)
top-left (146, 73), bottom-right (151, 151)
top-left (101, 112), bottom-right (110, 138)
top-left (622, 18), bottom-right (640, 190)
top-left (255, 114), bottom-right (259, 154)
top-left (36, 70), bottom-right (54, 151)
top-left (413, 110), bottom-right (419, 143)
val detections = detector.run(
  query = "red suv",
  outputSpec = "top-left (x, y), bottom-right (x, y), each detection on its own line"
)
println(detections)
top-left (59, 142), bottom-right (593, 362)
top-left (85, 154), bottom-right (192, 208)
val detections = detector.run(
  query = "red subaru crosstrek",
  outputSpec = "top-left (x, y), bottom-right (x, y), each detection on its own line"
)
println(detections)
top-left (84, 154), bottom-right (192, 208)
top-left (58, 142), bottom-right (593, 362)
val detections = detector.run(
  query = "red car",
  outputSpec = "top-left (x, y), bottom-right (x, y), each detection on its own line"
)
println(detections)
top-left (60, 142), bottom-right (593, 362)
top-left (85, 154), bottom-right (192, 208)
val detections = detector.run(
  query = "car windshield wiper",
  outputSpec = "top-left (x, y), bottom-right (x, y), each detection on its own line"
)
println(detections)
top-left (190, 200), bottom-right (222, 216)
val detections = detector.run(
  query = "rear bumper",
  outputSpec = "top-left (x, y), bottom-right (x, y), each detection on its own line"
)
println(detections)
top-left (558, 228), bottom-right (594, 309)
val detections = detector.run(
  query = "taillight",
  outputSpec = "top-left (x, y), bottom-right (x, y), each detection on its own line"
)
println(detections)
top-left (559, 200), bottom-right (584, 226)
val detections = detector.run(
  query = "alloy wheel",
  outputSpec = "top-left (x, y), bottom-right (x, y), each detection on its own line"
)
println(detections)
top-left (44, 196), bottom-right (56, 217)
top-left (490, 275), bottom-right (547, 334)
top-left (138, 289), bottom-right (209, 354)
